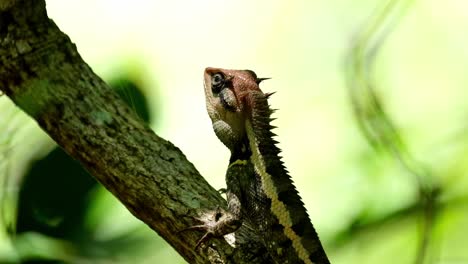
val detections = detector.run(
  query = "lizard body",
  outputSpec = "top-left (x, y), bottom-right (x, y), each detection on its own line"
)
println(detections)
top-left (201, 67), bottom-right (329, 264)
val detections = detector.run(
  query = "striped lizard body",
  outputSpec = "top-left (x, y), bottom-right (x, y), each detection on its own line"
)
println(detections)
top-left (200, 67), bottom-right (329, 264)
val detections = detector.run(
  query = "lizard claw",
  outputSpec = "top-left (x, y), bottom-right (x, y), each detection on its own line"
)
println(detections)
top-left (178, 208), bottom-right (240, 250)
top-left (194, 230), bottom-right (213, 250)
top-left (178, 224), bottom-right (214, 250)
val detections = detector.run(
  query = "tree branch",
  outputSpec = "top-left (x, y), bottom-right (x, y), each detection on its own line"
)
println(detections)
top-left (0, 1), bottom-right (267, 262)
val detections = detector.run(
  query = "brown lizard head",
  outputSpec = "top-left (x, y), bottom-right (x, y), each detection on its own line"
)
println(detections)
top-left (203, 67), bottom-right (268, 152)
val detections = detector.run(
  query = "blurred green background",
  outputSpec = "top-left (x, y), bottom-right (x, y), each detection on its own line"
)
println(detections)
top-left (1, 0), bottom-right (468, 263)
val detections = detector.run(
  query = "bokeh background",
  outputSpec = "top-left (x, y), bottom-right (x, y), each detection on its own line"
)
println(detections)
top-left (1, 0), bottom-right (468, 263)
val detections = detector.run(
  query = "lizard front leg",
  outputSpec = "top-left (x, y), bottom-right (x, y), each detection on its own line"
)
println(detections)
top-left (186, 162), bottom-right (245, 249)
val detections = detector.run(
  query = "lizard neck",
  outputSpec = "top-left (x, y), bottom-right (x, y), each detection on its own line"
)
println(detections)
top-left (244, 90), bottom-right (329, 264)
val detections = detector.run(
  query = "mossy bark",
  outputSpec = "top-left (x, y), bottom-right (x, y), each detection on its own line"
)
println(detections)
top-left (0, 1), bottom-right (270, 262)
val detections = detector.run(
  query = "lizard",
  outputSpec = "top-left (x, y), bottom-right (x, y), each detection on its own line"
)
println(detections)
top-left (195, 67), bottom-right (330, 264)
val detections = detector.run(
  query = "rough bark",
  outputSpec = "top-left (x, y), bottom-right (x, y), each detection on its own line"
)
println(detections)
top-left (0, 1), bottom-right (269, 262)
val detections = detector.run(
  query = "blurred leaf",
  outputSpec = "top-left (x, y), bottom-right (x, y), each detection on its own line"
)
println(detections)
top-left (110, 78), bottom-right (152, 124)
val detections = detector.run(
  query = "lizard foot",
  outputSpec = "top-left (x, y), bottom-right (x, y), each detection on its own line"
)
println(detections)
top-left (180, 207), bottom-right (241, 250)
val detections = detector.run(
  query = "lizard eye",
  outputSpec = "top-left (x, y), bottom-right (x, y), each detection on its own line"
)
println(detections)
top-left (211, 73), bottom-right (225, 94)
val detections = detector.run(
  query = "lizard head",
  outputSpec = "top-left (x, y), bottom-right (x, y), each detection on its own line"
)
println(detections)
top-left (203, 67), bottom-right (268, 152)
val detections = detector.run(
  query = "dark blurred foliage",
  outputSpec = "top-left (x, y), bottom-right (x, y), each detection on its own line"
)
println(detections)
top-left (14, 76), bottom-right (154, 263)
top-left (112, 78), bottom-right (152, 125)
top-left (16, 147), bottom-right (98, 241)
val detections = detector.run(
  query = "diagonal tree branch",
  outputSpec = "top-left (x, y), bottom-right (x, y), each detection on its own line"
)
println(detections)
top-left (0, 1), bottom-right (269, 262)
